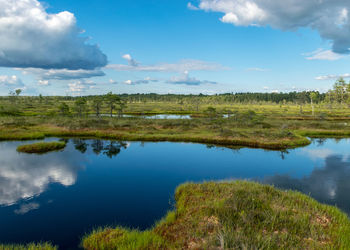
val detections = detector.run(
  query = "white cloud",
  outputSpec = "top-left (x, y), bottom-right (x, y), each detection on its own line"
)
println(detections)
top-left (316, 73), bottom-right (350, 81)
top-left (0, 75), bottom-right (24, 87)
top-left (122, 77), bottom-right (159, 85)
top-left (21, 68), bottom-right (105, 80)
top-left (191, 0), bottom-right (350, 54)
top-left (38, 80), bottom-right (49, 86)
top-left (305, 49), bottom-right (344, 61)
top-left (247, 67), bottom-right (268, 72)
top-left (167, 71), bottom-right (217, 85)
top-left (122, 54), bottom-right (139, 67)
top-left (0, 0), bottom-right (107, 70)
top-left (67, 80), bottom-right (96, 94)
top-left (187, 2), bottom-right (200, 10)
top-left (107, 55), bottom-right (228, 72)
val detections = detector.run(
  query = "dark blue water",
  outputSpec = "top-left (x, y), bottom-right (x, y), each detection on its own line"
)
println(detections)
top-left (0, 138), bottom-right (349, 249)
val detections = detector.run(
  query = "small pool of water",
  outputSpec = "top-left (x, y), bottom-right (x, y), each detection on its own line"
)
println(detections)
top-left (0, 138), bottom-right (349, 248)
top-left (98, 114), bottom-right (191, 119)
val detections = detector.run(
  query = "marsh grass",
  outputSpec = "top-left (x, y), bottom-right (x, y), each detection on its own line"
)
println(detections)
top-left (1, 107), bottom-right (350, 150)
top-left (0, 116), bottom-right (314, 150)
top-left (17, 141), bottom-right (66, 154)
top-left (82, 181), bottom-right (350, 249)
top-left (0, 243), bottom-right (57, 250)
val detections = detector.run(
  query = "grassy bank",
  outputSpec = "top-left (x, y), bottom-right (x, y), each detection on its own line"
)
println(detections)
top-left (0, 243), bottom-right (57, 250)
top-left (0, 115), bottom-right (314, 150)
top-left (1, 113), bottom-right (350, 150)
top-left (83, 181), bottom-right (350, 249)
top-left (17, 141), bottom-right (66, 154)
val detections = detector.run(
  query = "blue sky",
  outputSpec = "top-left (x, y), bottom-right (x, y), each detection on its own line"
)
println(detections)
top-left (0, 0), bottom-right (350, 96)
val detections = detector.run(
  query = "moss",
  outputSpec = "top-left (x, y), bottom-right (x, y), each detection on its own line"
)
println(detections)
top-left (83, 181), bottom-right (350, 249)
top-left (17, 141), bottom-right (66, 154)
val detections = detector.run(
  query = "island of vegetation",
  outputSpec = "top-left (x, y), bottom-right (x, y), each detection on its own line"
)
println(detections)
top-left (1, 79), bottom-right (350, 150)
top-left (16, 141), bottom-right (66, 154)
top-left (82, 181), bottom-right (350, 249)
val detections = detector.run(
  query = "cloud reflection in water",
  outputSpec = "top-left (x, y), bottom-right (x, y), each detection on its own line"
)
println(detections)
top-left (263, 154), bottom-right (350, 214)
top-left (0, 141), bottom-right (85, 207)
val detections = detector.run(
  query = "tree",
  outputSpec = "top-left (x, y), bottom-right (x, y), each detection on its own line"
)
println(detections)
top-left (333, 78), bottom-right (347, 104)
top-left (116, 100), bottom-right (127, 118)
top-left (74, 97), bottom-right (87, 117)
top-left (58, 102), bottom-right (70, 116)
top-left (105, 92), bottom-right (121, 117)
top-left (15, 89), bottom-right (22, 96)
top-left (296, 92), bottom-right (309, 114)
top-left (92, 96), bottom-right (104, 117)
top-left (39, 94), bottom-right (43, 104)
top-left (309, 92), bottom-right (319, 117)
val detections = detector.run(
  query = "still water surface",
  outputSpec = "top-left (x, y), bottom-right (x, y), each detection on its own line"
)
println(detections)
top-left (0, 138), bottom-right (349, 249)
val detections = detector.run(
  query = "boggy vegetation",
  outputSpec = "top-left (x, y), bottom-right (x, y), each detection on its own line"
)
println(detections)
top-left (0, 114), bottom-right (312, 150)
top-left (2, 104), bottom-right (350, 150)
top-left (83, 181), bottom-right (350, 249)
top-left (16, 141), bottom-right (66, 154)
top-left (2, 79), bottom-right (350, 150)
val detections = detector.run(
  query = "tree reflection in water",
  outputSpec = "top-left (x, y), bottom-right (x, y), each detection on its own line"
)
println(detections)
top-left (73, 139), bottom-right (128, 158)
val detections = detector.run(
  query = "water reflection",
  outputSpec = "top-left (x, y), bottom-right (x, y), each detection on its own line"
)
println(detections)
top-left (74, 139), bottom-right (128, 158)
top-left (263, 154), bottom-right (350, 214)
top-left (73, 139), bottom-right (88, 153)
top-left (0, 141), bottom-right (85, 206)
top-left (1, 138), bottom-right (350, 248)
top-left (0, 139), bottom-right (129, 207)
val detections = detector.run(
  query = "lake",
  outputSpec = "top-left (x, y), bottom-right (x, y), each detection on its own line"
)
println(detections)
top-left (0, 138), bottom-right (349, 249)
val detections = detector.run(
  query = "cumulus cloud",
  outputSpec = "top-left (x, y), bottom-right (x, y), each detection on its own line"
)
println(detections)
top-left (191, 0), bottom-right (350, 54)
top-left (122, 54), bottom-right (139, 67)
top-left (68, 80), bottom-right (96, 94)
top-left (167, 71), bottom-right (217, 85)
top-left (38, 80), bottom-right (50, 86)
top-left (107, 55), bottom-right (228, 72)
top-left (304, 49), bottom-right (345, 61)
top-left (316, 73), bottom-right (350, 81)
top-left (0, 0), bottom-right (107, 70)
top-left (21, 68), bottom-right (105, 80)
top-left (0, 75), bottom-right (24, 87)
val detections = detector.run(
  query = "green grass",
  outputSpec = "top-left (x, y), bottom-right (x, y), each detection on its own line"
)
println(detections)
top-left (1, 102), bottom-right (350, 150)
top-left (17, 141), bottom-right (66, 154)
top-left (82, 181), bottom-right (350, 249)
top-left (0, 243), bottom-right (57, 250)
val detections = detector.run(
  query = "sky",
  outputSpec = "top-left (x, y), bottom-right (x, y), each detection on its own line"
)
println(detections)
top-left (1, 0), bottom-right (350, 96)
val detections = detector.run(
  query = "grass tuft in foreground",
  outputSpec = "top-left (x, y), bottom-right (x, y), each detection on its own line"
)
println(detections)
top-left (16, 141), bottom-right (66, 154)
top-left (0, 243), bottom-right (57, 250)
top-left (83, 181), bottom-right (350, 249)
